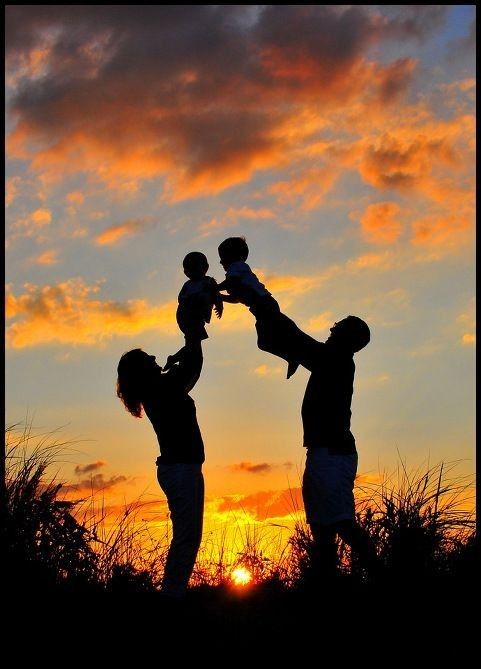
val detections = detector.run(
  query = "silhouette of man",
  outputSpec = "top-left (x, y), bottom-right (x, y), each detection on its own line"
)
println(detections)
top-left (292, 316), bottom-right (379, 584)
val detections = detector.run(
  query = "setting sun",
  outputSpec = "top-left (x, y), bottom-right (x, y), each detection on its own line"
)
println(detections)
top-left (231, 567), bottom-right (253, 587)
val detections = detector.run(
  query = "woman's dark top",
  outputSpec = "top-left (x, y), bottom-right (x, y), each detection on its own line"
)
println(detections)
top-left (142, 360), bottom-right (204, 464)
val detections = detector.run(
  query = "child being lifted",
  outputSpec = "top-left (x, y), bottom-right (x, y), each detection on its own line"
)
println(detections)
top-left (217, 236), bottom-right (300, 378)
top-left (164, 251), bottom-right (223, 371)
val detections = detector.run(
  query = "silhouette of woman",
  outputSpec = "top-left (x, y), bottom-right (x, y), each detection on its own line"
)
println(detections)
top-left (116, 342), bottom-right (204, 598)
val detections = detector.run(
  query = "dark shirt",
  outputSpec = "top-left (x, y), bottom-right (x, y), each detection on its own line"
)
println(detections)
top-left (299, 340), bottom-right (356, 454)
top-left (142, 362), bottom-right (205, 464)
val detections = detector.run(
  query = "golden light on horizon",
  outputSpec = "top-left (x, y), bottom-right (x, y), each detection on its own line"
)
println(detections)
top-left (231, 567), bottom-right (253, 587)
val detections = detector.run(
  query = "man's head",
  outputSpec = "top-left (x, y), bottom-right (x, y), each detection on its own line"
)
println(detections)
top-left (218, 237), bottom-right (249, 269)
top-left (327, 316), bottom-right (370, 353)
top-left (183, 251), bottom-right (209, 280)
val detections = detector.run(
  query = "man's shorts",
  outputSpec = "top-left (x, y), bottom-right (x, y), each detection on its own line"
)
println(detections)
top-left (302, 448), bottom-right (358, 526)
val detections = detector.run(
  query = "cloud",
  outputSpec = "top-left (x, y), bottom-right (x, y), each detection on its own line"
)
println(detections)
top-left (269, 166), bottom-right (340, 211)
top-left (6, 176), bottom-right (22, 206)
top-left (253, 364), bottom-right (283, 377)
top-left (74, 460), bottom-right (106, 475)
top-left (64, 473), bottom-right (127, 493)
top-left (411, 210), bottom-right (473, 249)
top-left (357, 116), bottom-right (474, 195)
top-left (35, 249), bottom-right (59, 265)
top-left (346, 251), bottom-right (396, 272)
top-left (66, 191), bottom-right (85, 205)
top-left (457, 298), bottom-right (475, 346)
top-left (229, 462), bottom-right (274, 475)
top-left (382, 5), bottom-right (449, 42)
top-left (5, 278), bottom-right (177, 348)
top-left (304, 311), bottom-right (333, 333)
top-left (12, 207), bottom-right (52, 237)
top-left (94, 217), bottom-right (154, 246)
top-left (360, 287), bottom-right (411, 328)
top-left (255, 270), bottom-right (323, 297)
top-left (359, 201), bottom-right (403, 244)
top-left (216, 487), bottom-right (303, 520)
top-left (5, 6), bottom-right (427, 200)
top-left (198, 206), bottom-right (275, 237)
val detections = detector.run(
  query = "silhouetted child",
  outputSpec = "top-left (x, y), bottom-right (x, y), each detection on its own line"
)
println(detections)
top-left (217, 237), bottom-right (299, 378)
top-left (164, 252), bottom-right (223, 370)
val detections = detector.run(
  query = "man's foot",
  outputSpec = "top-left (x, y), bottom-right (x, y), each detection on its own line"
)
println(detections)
top-left (286, 360), bottom-right (299, 379)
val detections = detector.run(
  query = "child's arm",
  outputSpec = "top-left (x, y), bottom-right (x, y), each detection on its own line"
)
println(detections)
top-left (213, 285), bottom-right (224, 318)
top-left (217, 275), bottom-right (241, 293)
top-left (221, 294), bottom-right (239, 303)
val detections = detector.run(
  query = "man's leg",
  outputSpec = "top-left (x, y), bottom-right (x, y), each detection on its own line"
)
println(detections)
top-left (309, 522), bottom-right (338, 582)
top-left (335, 519), bottom-right (380, 578)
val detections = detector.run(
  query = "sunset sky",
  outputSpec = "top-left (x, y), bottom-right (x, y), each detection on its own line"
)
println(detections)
top-left (5, 6), bottom-right (476, 549)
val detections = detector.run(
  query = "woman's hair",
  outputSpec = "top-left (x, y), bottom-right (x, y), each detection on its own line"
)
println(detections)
top-left (116, 348), bottom-right (149, 418)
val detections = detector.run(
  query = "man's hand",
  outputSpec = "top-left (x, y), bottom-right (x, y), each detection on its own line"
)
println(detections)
top-left (214, 301), bottom-right (223, 319)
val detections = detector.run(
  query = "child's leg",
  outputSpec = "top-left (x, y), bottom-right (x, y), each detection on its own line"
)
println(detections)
top-left (255, 314), bottom-right (301, 378)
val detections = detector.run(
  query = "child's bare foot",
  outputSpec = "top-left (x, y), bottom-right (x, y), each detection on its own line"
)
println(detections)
top-left (286, 360), bottom-right (299, 379)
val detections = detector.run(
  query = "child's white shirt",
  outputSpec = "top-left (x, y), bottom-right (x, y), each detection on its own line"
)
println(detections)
top-left (225, 261), bottom-right (271, 298)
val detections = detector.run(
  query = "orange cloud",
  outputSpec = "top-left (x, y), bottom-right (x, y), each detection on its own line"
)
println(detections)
top-left (5, 176), bottom-right (21, 206)
top-left (12, 207), bottom-right (52, 238)
top-left (358, 116), bottom-right (474, 194)
top-left (35, 249), bottom-right (59, 266)
top-left (304, 311), bottom-right (333, 333)
top-left (66, 191), bottom-right (85, 205)
top-left (346, 251), bottom-right (396, 271)
top-left (255, 270), bottom-right (322, 297)
top-left (253, 363), bottom-right (283, 376)
top-left (5, 6), bottom-right (426, 201)
top-left (457, 299), bottom-right (475, 346)
top-left (94, 217), bottom-right (153, 246)
top-left (5, 278), bottom-right (177, 348)
top-left (411, 211), bottom-right (473, 249)
top-left (198, 206), bottom-right (275, 237)
top-left (269, 166), bottom-right (339, 211)
top-left (217, 487), bottom-right (303, 520)
top-left (359, 202), bottom-right (403, 244)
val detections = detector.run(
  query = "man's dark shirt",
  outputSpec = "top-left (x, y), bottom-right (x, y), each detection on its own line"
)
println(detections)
top-left (299, 339), bottom-right (356, 455)
top-left (142, 361), bottom-right (205, 464)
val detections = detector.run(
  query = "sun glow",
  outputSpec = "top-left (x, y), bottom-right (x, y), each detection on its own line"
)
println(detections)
top-left (231, 567), bottom-right (253, 587)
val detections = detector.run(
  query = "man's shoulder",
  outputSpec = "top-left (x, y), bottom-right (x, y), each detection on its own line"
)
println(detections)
top-left (308, 342), bottom-right (355, 369)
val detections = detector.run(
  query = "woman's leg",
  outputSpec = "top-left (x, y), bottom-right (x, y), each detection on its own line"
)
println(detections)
top-left (157, 464), bottom-right (205, 597)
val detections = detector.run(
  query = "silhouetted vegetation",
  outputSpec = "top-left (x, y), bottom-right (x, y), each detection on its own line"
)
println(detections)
top-left (3, 423), bottom-right (476, 598)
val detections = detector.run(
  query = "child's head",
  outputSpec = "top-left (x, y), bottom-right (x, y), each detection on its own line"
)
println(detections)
top-left (327, 316), bottom-right (370, 353)
top-left (183, 251), bottom-right (209, 280)
top-left (218, 237), bottom-right (249, 268)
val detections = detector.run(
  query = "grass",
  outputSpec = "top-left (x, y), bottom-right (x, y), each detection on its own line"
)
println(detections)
top-left (3, 422), bottom-right (477, 598)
